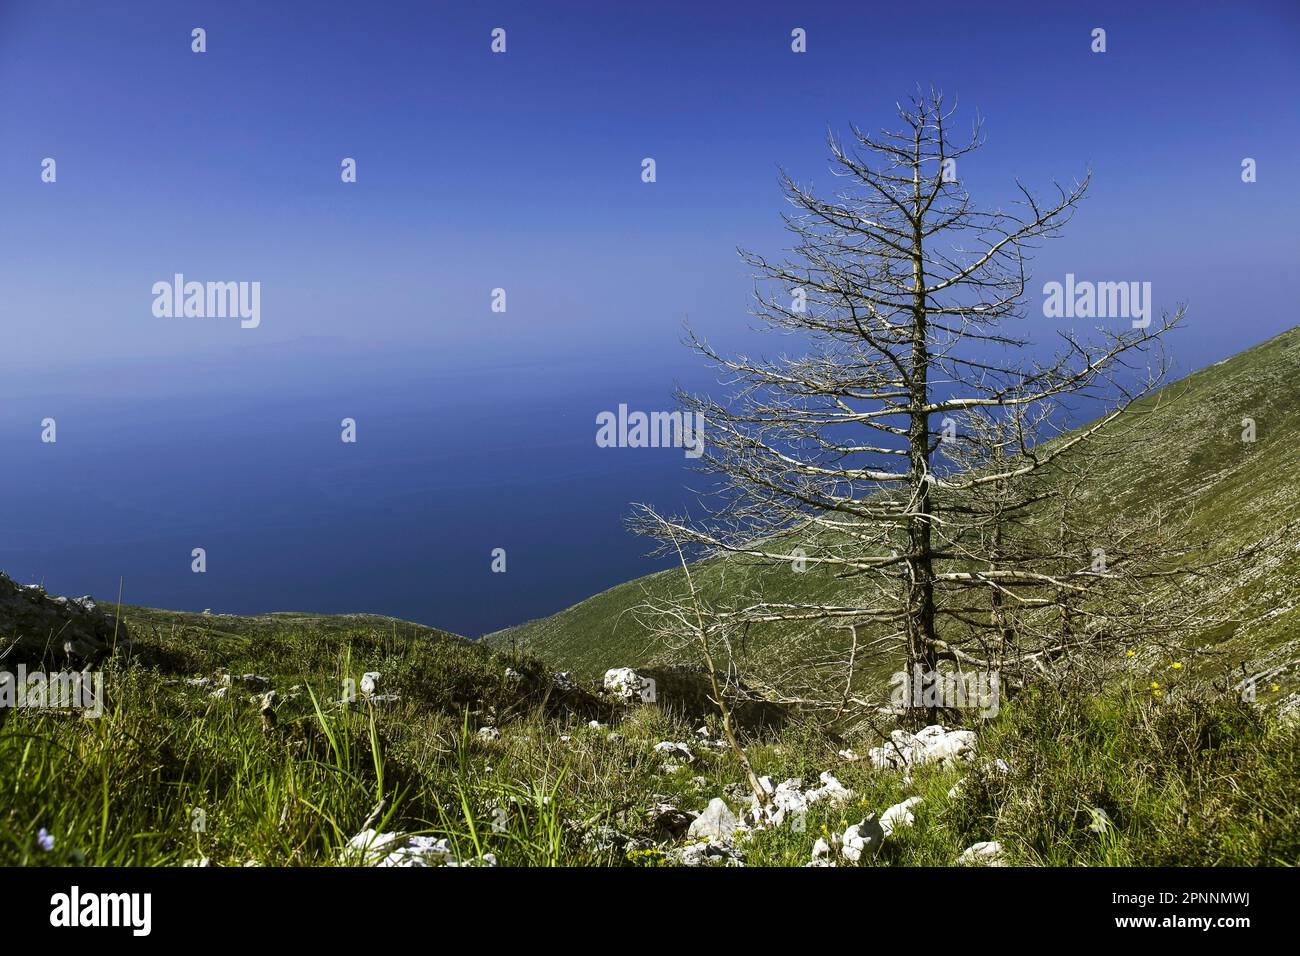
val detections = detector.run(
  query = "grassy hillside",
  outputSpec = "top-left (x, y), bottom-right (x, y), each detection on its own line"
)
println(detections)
top-left (489, 326), bottom-right (1300, 699)
top-left (4, 330), bottom-right (1298, 868)
top-left (5, 601), bottom-right (1296, 866)
top-left (0, 603), bottom-right (611, 866)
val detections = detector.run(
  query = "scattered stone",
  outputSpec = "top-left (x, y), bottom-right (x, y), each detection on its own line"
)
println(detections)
top-left (809, 834), bottom-right (840, 867)
top-left (868, 725), bottom-right (977, 771)
top-left (880, 796), bottom-right (923, 837)
top-left (346, 829), bottom-right (497, 867)
top-left (588, 719), bottom-right (608, 730)
top-left (603, 667), bottom-right (654, 704)
top-left (806, 771), bottom-right (856, 806)
top-left (957, 841), bottom-right (1005, 866)
top-left (653, 741), bottom-right (695, 764)
top-left (841, 816), bottom-right (885, 863)
top-left (648, 802), bottom-right (697, 838)
top-left (672, 840), bottom-right (745, 867)
top-left (745, 771), bottom-right (856, 829)
top-left (722, 782), bottom-right (753, 802)
top-left (606, 732), bottom-right (625, 744)
top-left (687, 798), bottom-right (738, 842)
top-left (1087, 807), bottom-right (1112, 834)
top-left (749, 777), bottom-right (806, 827)
top-left (504, 667), bottom-right (524, 683)
top-left (360, 672), bottom-right (381, 695)
top-left (222, 673), bottom-right (272, 691)
top-left (838, 748), bottom-right (861, 762)
top-left (476, 726), bottom-right (501, 742)
top-left (552, 672), bottom-right (578, 693)
top-left (584, 826), bottom-right (653, 856)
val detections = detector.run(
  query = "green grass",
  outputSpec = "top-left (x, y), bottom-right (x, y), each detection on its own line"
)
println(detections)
top-left (6, 328), bottom-right (1298, 867)
top-left (488, 325), bottom-right (1300, 698)
top-left (3, 606), bottom-right (1295, 866)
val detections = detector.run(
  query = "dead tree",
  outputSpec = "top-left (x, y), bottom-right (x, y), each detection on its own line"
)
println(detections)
top-left (633, 88), bottom-right (1185, 725)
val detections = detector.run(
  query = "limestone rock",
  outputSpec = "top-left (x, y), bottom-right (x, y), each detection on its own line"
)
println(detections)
top-left (686, 797), bottom-right (738, 842)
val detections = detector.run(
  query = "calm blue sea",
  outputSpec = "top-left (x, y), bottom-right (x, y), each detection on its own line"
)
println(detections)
top-left (0, 339), bottom-right (708, 637)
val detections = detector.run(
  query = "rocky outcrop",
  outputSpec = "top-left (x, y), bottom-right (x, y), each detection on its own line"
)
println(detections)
top-left (603, 667), bottom-right (655, 704)
top-left (0, 573), bottom-right (130, 670)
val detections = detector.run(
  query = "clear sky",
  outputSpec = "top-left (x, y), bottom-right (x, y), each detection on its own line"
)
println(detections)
top-left (1, 1), bottom-right (1297, 633)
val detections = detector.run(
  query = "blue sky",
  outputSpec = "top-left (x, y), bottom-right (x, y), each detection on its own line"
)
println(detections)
top-left (0, 1), bottom-right (1297, 633)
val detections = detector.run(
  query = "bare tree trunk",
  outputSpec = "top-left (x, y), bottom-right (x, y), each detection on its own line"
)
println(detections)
top-left (905, 152), bottom-right (940, 725)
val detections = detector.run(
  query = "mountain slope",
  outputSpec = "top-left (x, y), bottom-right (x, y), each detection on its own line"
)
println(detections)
top-left (488, 326), bottom-right (1300, 695)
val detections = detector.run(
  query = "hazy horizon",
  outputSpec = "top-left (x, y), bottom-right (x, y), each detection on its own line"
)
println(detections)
top-left (2, 0), bottom-right (1297, 635)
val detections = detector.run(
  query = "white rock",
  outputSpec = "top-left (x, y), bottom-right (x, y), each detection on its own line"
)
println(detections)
top-left (673, 839), bottom-right (745, 867)
top-left (360, 672), bottom-right (381, 695)
top-left (881, 796), bottom-right (923, 837)
top-left (653, 741), bottom-right (695, 763)
top-left (811, 833), bottom-right (841, 865)
top-left (957, 840), bottom-right (1005, 866)
top-left (841, 816), bottom-right (885, 863)
top-left (603, 667), bottom-right (653, 704)
top-left (223, 673), bottom-right (271, 690)
top-left (476, 726), bottom-right (501, 742)
top-left (347, 829), bottom-right (497, 867)
top-left (687, 798), bottom-right (739, 842)
top-left (806, 771), bottom-right (856, 806)
top-left (1087, 807), bottom-right (1112, 834)
top-left (868, 725), bottom-right (977, 771)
